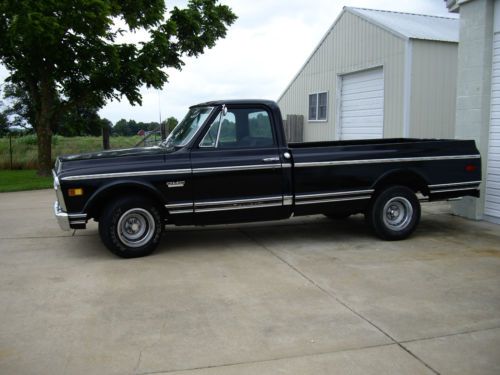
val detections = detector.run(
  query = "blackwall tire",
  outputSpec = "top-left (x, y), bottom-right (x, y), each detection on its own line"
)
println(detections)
top-left (368, 185), bottom-right (421, 241)
top-left (99, 196), bottom-right (163, 258)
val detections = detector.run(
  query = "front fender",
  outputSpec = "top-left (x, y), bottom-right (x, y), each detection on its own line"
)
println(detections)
top-left (83, 180), bottom-right (165, 216)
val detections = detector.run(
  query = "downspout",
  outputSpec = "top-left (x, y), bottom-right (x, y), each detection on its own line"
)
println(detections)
top-left (403, 38), bottom-right (413, 138)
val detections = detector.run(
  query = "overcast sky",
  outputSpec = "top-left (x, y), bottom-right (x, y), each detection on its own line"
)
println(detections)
top-left (0, 0), bottom-right (453, 124)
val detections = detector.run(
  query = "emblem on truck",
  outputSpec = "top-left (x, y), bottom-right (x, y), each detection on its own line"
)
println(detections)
top-left (166, 181), bottom-right (185, 188)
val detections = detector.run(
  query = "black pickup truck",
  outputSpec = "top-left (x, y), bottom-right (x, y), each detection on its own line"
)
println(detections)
top-left (53, 100), bottom-right (481, 258)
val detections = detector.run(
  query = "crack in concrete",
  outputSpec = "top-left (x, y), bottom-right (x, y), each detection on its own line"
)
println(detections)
top-left (133, 319), bottom-right (170, 374)
top-left (399, 325), bottom-right (500, 345)
top-left (134, 342), bottom-right (397, 375)
top-left (239, 229), bottom-right (441, 375)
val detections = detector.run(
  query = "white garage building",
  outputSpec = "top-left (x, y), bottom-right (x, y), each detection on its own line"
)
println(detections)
top-left (278, 7), bottom-right (459, 142)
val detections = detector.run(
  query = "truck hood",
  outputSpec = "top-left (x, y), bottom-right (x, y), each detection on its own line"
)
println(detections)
top-left (58, 146), bottom-right (163, 162)
top-left (55, 146), bottom-right (175, 178)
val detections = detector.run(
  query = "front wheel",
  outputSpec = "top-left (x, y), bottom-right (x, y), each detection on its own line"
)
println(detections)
top-left (99, 196), bottom-right (163, 258)
top-left (367, 186), bottom-right (421, 241)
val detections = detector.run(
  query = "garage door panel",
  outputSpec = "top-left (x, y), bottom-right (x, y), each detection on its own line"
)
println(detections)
top-left (340, 68), bottom-right (384, 141)
top-left (341, 99), bottom-right (384, 111)
top-left (486, 181), bottom-right (500, 191)
top-left (342, 80), bottom-right (384, 93)
top-left (486, 195), bottom-right (500, 205)
top-left (487, 139), bottom-right (500, 146)
top-left (486, 188), bottom-right (500, 198)
top-left (487, 173), bottom-right (500, 182)
top-left (341, 90), bottom-right (384, 101)
top-left (485, 201), bottom-right (500, 214)
top-left (342, 116), bottom-right (383, 124)
top-left (486, 32), bottom-right (500, 219)
top-left (488, 146), bottom-right (500, 154)
top-left (341, 133), bottom-right (382, 140)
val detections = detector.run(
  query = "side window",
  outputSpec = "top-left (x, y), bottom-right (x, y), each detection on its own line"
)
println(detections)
top-left (199, 107), bottom-right (275, 149)
top-left (308, 92), bottom-right (328, 121)
top-left (218, 113), bottom-right (236, 145)
top-left (199, 113), bottom-right (221, 147)
top-left (248, 111), bottom-right (272, 138)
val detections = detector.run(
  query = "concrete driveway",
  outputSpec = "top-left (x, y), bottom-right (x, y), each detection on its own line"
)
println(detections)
top-left (0, 189), bottom-right (499, 375)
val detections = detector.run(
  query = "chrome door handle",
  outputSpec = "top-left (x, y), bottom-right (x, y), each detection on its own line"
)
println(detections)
top-left (262, 157), bottom-right (280, 162)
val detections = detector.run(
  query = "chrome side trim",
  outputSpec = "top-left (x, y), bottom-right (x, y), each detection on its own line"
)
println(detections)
top-left (430, 187), bottom-right (480, 194)
top-left (165, 202), bottom-right (194, 209)
top-left (295, 154), bottom-right (481, 168)
top-left (428, 180), bottom-right (482, 188)
top-left (295, 195), bottom-right (372, 206)
top-left (282, 163), bottom-right (292, 168)
top-left (193, 164), bottom-right (281, 174)
top-left (283, 195), bottom-right (293, 206)
top-left (61, 168), bottom-right (192, 181)
top-left (296, 189), bottom-right (374, 200)
top-left (195, 196), bottom-right (282, 207)
top-left (169, 209), bottom-right (194, 215)
top-left (195, 202), bottom-right (283, 213)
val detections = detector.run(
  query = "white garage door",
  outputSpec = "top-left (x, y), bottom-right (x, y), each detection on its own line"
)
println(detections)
top-left (485, 32), bottom-right (500, 220)
top-left (339, 68), bottom-right (384, 140)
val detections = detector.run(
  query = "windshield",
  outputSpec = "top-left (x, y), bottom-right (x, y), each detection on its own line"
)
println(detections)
top-left (161, 106), bottom-right (213, 148)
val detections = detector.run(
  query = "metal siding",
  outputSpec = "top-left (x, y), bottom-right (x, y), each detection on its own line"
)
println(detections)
top-left (278, 11), bottom-right (406, 142)
top-left (485, 32), bottom-right (500, 219)
top-left (409, 40), bottom-right (458, 138)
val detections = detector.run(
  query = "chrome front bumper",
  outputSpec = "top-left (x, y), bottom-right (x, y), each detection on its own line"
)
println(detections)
top-left (54, 201), bottom-right (71, 231)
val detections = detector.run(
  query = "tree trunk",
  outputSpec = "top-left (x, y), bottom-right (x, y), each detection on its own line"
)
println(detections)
top-left (35, 73), bottom-right (56, 177)
top-left (102, 124), bottom-right (110, 150)
top-left (36, 118), bottom-right (53, 176)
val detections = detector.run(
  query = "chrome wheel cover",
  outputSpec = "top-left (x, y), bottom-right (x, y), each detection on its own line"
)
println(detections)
top-left (117, 208), bottom-right (155, 248)
top-left (382, 197), bottom-right (413, 231)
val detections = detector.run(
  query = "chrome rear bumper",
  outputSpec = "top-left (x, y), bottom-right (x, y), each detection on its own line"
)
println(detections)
top-left (54, 201), bottom-right (71, 231)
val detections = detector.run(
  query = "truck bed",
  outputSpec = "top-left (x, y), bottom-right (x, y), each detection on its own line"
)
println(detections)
top-left (289, 138), bottom-right (456, 149)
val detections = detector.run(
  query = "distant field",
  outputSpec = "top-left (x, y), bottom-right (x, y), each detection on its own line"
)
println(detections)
top-left (0, 135), bottom-right (143, 170)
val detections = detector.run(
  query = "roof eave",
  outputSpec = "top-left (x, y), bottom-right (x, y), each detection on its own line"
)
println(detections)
top-left (277, 8), bottom-right (350, 102)
top-left (346, 7), bottom-right (409, 41)
top-left (446, 0), bottom-right (475, 13)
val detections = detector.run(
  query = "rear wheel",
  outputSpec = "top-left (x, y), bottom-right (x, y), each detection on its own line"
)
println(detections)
top-left (367, 185), bottom-right (420, 240)
top-left (99, 196), bottom-right (163, 258)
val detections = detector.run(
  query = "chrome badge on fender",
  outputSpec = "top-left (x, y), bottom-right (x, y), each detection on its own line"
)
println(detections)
top-left (166, 181), bottom-right (185, 188)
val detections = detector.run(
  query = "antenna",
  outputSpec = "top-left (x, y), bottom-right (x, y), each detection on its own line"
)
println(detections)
top-left (158, 90), bottom-right (164, 141)
top-left (158, 90), bottom-right (162, 125)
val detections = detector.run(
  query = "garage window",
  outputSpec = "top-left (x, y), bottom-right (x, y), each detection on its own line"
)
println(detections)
top-left (308, 92), bottom-right (328, 121)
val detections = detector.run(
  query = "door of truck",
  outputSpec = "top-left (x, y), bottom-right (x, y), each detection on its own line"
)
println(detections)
top-left (190, 105), bottom-right (289, 224)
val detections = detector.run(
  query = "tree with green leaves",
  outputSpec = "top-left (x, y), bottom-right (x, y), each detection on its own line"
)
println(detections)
top-left (164, 116), bottom-right (179, 133)
top-left (0, 0), bottom-right (237, 175)
top-left (0, 104), bottom-right (9, 136)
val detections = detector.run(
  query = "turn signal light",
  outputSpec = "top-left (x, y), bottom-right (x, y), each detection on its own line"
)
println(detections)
top-left (68, 188), bottom-right (84, 197)
top-left (465, 165), bottom-right (477, 172)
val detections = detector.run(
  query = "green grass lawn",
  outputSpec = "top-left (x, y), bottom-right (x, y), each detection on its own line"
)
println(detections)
top-left (0, 170), bottom-right (53, 192)
top-left (0, 135), bottom-right (145, 192)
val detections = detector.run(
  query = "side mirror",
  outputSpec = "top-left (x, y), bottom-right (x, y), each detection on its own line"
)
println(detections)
top-left (222, 104), bottom-right (227, 116)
